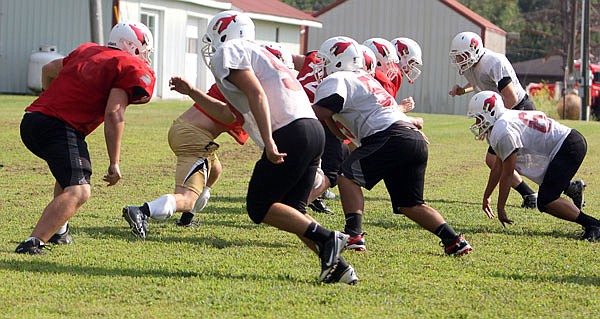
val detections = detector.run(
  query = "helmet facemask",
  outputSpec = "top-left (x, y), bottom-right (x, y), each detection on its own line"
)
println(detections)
top-left (202, 11), bottom-right (256, 68)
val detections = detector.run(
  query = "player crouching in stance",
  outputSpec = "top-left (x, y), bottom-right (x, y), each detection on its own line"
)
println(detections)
top-left (467, 91), bottom-right (599, 241)
top-left (202, 11), bottom-right (357, 284)
top-left (15, 21), bottom-right (156, 254)
top-left (122, 76), bottom-right (247, 237)
top-left (313, 36), bottom-right (472, 256)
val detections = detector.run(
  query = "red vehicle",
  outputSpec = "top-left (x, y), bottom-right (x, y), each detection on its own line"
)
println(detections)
top-left (527, 61), bottom-right (600, 119)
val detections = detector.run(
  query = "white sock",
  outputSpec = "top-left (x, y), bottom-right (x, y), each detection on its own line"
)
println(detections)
top-left (27, 236), bottom-right (45, 245)
top-left (56, 222), bottom-right (68, 235)
top-left (146, 194), bottom-right (177, 219)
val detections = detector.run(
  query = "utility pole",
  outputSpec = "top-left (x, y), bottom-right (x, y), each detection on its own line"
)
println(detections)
top-left (90, 0), bottom-right (104, 45)
top-left (581, 0), bottom-right (590, 120)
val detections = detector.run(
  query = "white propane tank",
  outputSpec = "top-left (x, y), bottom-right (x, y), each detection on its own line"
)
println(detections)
top-left (27, 45), bottom-right (64, 93)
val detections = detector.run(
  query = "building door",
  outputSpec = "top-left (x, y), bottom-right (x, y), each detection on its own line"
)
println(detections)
top-left (185, 17), bottom-right (200, 89)
top-left (141, 10), bottom-right (161, 97)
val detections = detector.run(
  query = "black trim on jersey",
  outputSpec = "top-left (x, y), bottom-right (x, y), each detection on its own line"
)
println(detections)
top-left (315, 94), bottom-right (344, 113)
top-left (497, 76), bottom-right (512, 92)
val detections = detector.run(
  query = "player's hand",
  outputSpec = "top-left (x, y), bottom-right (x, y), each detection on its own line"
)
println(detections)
top-left (399, 97), bottom-right (415, 112)
top-left (482, 196), bottom-right (495, 219)
top-left (103, 163), bottom-right (122, 186)
top-left (449, 84), bottom-right (462, 97)
top-left (264, 140), bottom-right (286, 164)
top-left (497, 208), bottom-right (514, 228)
top-left (169, 76), bottom-right (192, 95)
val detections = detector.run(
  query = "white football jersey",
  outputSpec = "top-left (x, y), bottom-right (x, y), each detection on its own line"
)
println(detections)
top-left (463, 50), bottom-right (527, 105)
top-left (211, 39), bottom-right (316, 147)
top-left (489, 110), bottom-right (571, 184)
top-left (314, 69), bottom-right (410, 145)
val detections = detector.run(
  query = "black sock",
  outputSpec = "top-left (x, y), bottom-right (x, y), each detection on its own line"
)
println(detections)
top-left (575, 212), bottom-right (600, 227)
top-left (514, 181), bottom-right (535, 196)
top-left (435, 223), bottom-right (459, 246)
top-left (141, 203), bottom-right (151, 217)
top-left (180, 212), bottom-right (194, 223)
top-left (344, 212), bottom-right (363, 236)
top-left (303, 222), bottom-right (332, 244)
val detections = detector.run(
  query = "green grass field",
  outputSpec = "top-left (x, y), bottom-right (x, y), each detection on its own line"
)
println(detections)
top-left (0, 94), bottom-right (598, 318)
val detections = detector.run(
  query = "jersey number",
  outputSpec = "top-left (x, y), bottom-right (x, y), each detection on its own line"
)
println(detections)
top-left (357, 74), bottom-right (395, 107)
top-left (518, 112), bottom-right (552, 133)
top-left (262, 49), bottom-right (302, 91)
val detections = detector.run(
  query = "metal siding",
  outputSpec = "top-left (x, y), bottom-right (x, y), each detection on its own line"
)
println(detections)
top-left (0, 0), bottom-right (112, 94)
top-left (307, 0), bottom-right (501, 116)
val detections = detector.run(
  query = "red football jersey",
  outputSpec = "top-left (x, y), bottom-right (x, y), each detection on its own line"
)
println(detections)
top-left (296, 51), bottom-right (322, 103)
top-left (26, 43), bottom-right (156, 136)
top-left (374, 69), bottom-right (399, 99)
top-left (194, 84), bottom-right (248, 145)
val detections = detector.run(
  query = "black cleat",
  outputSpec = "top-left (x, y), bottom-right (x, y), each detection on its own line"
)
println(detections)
top-left (48, 224), bottom-right (72, 245)
top-left (581, 225), bottom-right (600, 242)
top-left (175, 212), bottom-right (197, 227)
top-left (317, 231), bottom-right (349, 283)
top-left (565, 180), bottom-right (586, 210)
top-left (521, 193), bottom-right (538, 209)
top-left (122, 206), bottom-right (148, 239)
top-left (15, 238), bottom-right (47, 255)
top-left (308, 198), bottom-right (334, 214)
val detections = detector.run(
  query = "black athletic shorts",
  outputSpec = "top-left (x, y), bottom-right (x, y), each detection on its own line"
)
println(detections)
top-left (321, 124), bottom-right (349, 187)
top-left (20, 112), bottom-right (92, 189)
top-left (537, 129), bottom-right (586, 211)
top-left (339, 122), bottom-right (427, 212)
top-left (246, 118), bottom-right (325, 224)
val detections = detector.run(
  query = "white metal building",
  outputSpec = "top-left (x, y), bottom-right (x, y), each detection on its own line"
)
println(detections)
top-left (0, 0), bottom-right (321, 98)
top-left (305, 0), bottom-right (506, 116)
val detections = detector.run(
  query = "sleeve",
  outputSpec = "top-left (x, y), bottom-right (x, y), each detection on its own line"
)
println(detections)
top-left (112, 58), bottom-right (156, 104)
top-left (212, 41), bottom-right (253, 92)
top-left (490, 122), bottom-right (522, 161)
top-left (314, 76), bottom-right (347, 112)
top-left (489, 56), bottom-right (513, 84)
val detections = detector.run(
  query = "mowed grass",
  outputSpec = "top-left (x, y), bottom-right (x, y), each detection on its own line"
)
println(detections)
top-left (0, 94), bottom-right (598, 318)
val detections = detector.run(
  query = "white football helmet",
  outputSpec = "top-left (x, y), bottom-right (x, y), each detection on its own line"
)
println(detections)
top-left (261, 42), bottom-right (294, 69)
top-left (449, 31), bottom-right (485, 74)
top-left (362, 38), bottom-right (400, 80)
top-left (358, 44), bottom-right (376, 76)
top-left (107, 21), bottom-right (154, 64)
top-left (391, 37), bottom-right (422, 83)
top-left (202, 10), bottom-right (255, 59)
top-left (467, 91), bottom-right (507, 138)
top-left (316, 36), bottom-right (364, 80)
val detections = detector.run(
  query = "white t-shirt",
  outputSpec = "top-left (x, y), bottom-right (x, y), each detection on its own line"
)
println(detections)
top-left (314, 69), bottom-right (410, 145)
top-left (464, 49), bottom-right (527, 103)
top-left (210, 39), bottom-right (316, 147)
top-left (489, 110), bottom-right (571, 184)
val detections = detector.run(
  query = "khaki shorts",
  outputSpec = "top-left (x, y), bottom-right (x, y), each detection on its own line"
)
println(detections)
top-left (168, 117), bottom-right (219, 195)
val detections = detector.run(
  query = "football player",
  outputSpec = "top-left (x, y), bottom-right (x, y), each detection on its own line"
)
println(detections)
top-left (313, 36), bottom-right (473, 257)
top-left (467, 91), bottom-right (598, 241)
top-left (16, 21), bottom-right (156, 254)
top-left (449, 31), bottom-right (539, 209)
top-left (203, 10), bottom-right (357, 284)
top-left (122, 77), bottom-right (248, 237)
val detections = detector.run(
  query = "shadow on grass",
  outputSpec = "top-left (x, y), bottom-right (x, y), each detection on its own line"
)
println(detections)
top-left (489, 271), bottom-right (600, 287)
top-left (79, 225), bottom-right (290, 249)
top-left (0, 259), bottom-right (312, 283)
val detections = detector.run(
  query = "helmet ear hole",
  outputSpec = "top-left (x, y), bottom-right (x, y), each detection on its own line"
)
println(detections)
top-left (336, 62), bottom-right (342, 68)
top-left (220, 35), bottom-right (227, 43)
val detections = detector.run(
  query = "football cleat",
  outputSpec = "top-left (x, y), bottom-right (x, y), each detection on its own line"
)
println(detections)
top-left (581, 224), bottom-right (600, 242)
top-left (122, 206), bottom-right (148, 239)
top-left (15, 238), bottom-right (47, 255)
top-left (48, 224), bottom-right (72, 245)
top-left (175, 212), bottom-right (196, 227)
top-left (521, 193), bottom-right (538, 209)
top-left (320, 257), bottom-right (358, 285)
top-left (565, 180), bottom-right (586, 210)
top-left (345, 232), bottom-right (366, 251)
top-left (308, 198), bottom-right (334, 215)
top-left (444, 236), bottom-right (472, 256)
top-left (320, 189), bottom-right (336, 200)
top-left (318, 231), bottom-right (349, 283)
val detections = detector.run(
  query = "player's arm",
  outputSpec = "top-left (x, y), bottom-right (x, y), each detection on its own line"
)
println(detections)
top-left (292, 54), bottom-right (305, 72)
top-left (226, 69), bottom-right (286, 164)
top-left (103, 88), bottom-right (129, 186)
top-left (498, 79), bottom-right (519, 109)
top-left (169, 77), bottom-right (235, 124)
top-left (482, 154), bottom-right (502, 219)
top-left (449, 82), bottom-right (473, 96)
top-left (496, 152), bottom-right (517, 227)
top-left (313, 94), bottom-right (347, 140)
top-left (41, 58), bottom-right (63, 90)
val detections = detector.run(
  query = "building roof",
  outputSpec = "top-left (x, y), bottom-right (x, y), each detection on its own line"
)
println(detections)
top-left (315, 0), bottom-right (504, 35)
top-left (216, 0), bottom-right (322, 27)
top-left (512, 55), bottom-right (565, 79)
